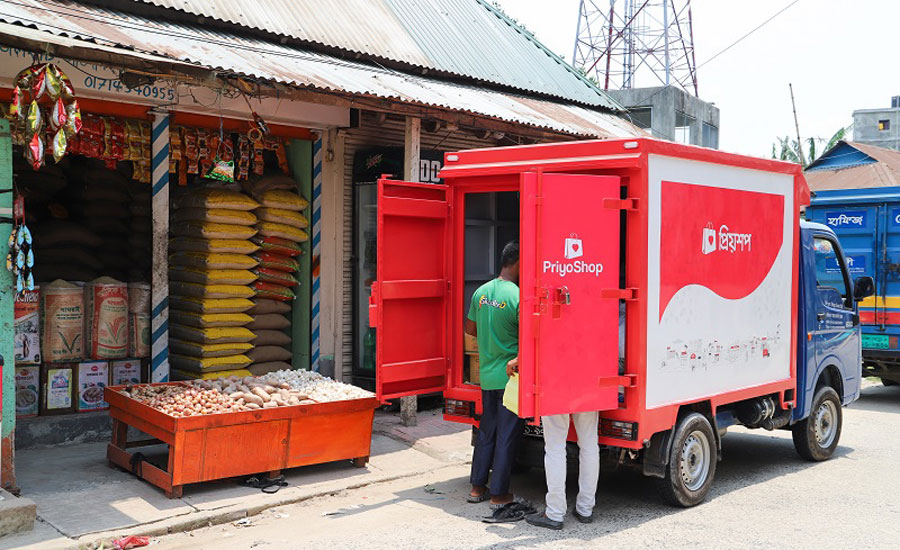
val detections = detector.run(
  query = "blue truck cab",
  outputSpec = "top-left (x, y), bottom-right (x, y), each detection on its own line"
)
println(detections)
top-left (806, 189), bottom-right (899, 385)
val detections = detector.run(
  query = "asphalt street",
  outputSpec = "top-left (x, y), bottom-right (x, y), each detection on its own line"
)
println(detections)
top-left (159, 382), bottom-right (900, 550)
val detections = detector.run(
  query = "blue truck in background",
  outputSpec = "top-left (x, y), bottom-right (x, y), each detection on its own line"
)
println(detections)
top-left (807, 188), bottom-right (900, 385)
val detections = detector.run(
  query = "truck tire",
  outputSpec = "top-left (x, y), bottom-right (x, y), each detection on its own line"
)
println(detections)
top-left (657, 413), bottom-right (717, 507)
top-left (881, 378), bottom-right (898, 387)
top-left (792, 386), bottom-right (842, 461)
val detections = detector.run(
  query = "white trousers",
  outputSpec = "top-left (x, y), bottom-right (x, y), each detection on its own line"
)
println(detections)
top-left (541, 412), bottom-right (600, 522)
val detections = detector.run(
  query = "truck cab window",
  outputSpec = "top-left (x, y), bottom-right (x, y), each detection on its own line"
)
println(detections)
top-left (813, 237), bottom-right (852, 307)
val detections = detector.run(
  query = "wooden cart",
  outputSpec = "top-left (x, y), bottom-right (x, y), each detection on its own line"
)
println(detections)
top-left (105, 383), bottom-right (379, 498)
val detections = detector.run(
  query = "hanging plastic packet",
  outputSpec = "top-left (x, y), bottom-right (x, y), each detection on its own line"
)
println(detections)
top-left (273, 139), bottom-right (290, 174)
top-left (25, 133), bottom-right (44, 170)
top-left (29, 65), bottom-right (46, 100)
top-left (49, 97), bottom-right (67, 131)
top-left (44, 64), bottom-right (62, 100)
top-left (205, 158), bottom-right (235, 182)
top-left (10, 85), bottom-right (22, 119)
top-left (6, 228), bottom-right (16, 273)
top-left (26, 101), bottom-right (42, 135)
top-left (52, 128), bottom-right (67, 163)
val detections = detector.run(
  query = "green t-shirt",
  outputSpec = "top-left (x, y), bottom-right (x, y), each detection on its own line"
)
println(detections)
top-left (467, 278), bottom-right (519, 390)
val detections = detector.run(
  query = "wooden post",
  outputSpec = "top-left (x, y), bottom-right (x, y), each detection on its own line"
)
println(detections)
top-left (400, 116), bottom-right (421, 427)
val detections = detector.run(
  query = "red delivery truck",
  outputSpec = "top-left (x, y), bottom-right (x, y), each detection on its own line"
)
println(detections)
top-left (369, 138), bottom-right (871, 507)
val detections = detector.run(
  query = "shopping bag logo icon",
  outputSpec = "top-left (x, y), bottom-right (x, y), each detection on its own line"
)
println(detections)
top-left (564, 234), bottom-right (583, 259)
top-left (701, 223), bottom-right (717, 255)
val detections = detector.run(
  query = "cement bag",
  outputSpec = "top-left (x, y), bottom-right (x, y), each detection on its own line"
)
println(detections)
top-left (170, 267), bottom-right (257, 286)
top-left (247, 313), bottom-right (291, 331)
top-left (256, 222), bottom-right (308, 242)
top-left (41, 280), bottom-right (85, 362)
top-left (169, 296), bottom-right (254, 314)
top-left (170, 281), bottom-right (255, 299)
top-left (252, 329), bottom-right (291, 346)
top-left (169, 338), bottom-right (253, 358)
top-left (252, 252), bottom-right (299, 273)
top-left (170, 353), bottom-right (252, 373)
top-left (254, 190), bottom-right (308, 211)
top-left (85, 277), bottom-right (129, 359)
top-left (251, 236), bottom-right (302, 257)
top-left (173, 221), bottom-right (257, 240)
top-left (248, 298), bottom-right (292, 315)
top-left (256, 208), bottom-right (308, 229)
top-left (170, 237), bottom-right (259, 255)
top-left (169, 311), bottom-right (253, 328)
top-left (173, 368), bottom-right (252, 381)
top-left (127, 282), bottom-right (151, 358)
top-left (14, 288), bottom-right (41, 365)
top-left (170, 251), bottom-right (259, 270)
top-left (174, 208), bottom-right (258, 226)
top-left (252, 281), bottom-right (295, 301)
top-left (252, 267), bottom-right (298, 287)
top-left (177, 188), bottom-right (259, 211)
top-left (247, 346), bottom-right (292, 363)
top-left (169, 324), bottom-right (256, 344)
top-left (248, 361), bottom-right (292, 376)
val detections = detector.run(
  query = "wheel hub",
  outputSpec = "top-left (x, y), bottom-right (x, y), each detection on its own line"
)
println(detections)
top-left (813, 399), bottom-right (838, 448)
top-left (680, 430), bottom-right (710, 491)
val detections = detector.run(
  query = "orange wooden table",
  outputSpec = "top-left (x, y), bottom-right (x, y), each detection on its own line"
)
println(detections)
top-left (105, 383), bottom-right (379, 498)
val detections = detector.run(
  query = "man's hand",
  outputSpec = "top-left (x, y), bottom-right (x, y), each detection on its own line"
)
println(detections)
top-left (506, 356), bottom-right (518, 376)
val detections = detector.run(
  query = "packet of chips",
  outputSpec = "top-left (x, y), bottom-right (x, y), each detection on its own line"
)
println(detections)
top-left (26, 101), bottom-right (42, 135)
top-left (25, 133), bottom-right (44, 170)
top-left (49, 97), bottom-right (67, 131)
top-left (51, 128), bottom-right (67, 163)
top-left (205, 158), bottom-right (235, 182)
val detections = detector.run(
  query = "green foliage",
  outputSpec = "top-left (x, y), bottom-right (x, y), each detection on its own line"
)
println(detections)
top-left (771, 127), bottom-right (848, 168)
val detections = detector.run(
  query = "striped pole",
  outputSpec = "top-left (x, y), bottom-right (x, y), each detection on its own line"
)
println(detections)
top-left (150, 111), bottom-right (170, 382)
top-left (310, 136), bottom-right (323, 371)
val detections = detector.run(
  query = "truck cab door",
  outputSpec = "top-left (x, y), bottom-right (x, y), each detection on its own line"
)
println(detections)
top-left (518, 173), bottom-right (622, 418)
top-left (811, 234), bottom-right (860, 401)
top-left (371, 178), bottom-right (450, 400)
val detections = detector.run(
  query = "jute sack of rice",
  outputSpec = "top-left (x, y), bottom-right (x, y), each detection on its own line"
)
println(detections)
top-left (169, 238), bottom-right (260, 255)
top-left (127, 282), bottom-right (151, 358)
top-left (256, 208), bottom-right (308, 229)
top-left (169, 311), bottom-right (253, 328)
top-left (170, 251), bottom-right (259, 270)
top-left (169, 296), bottom-right (254, 314)
top-left (85, 277), bottom-right (129, 360)
top-left (169, 324), bottom-right (256, 344)
top-left (169, 338), bottom-right (253, 358)
top-left (170, 281), bottom-right (255, 299)
top-left (177, 188), bottom-right (260, 211)
top-left (170, 353), bottom-right (252, 373)
top-left (253, 189), bottom-right (308, 211)
top-left (169, 267), bottom-right (257, 286)
top-left (256, 222), bottom-right (308, 242)
top-left (172, 221), bottom-right (257, 240)
top-left (41, 280), bottom-right (84, 362)
top-left (174, 208), bottom-right (258, 226)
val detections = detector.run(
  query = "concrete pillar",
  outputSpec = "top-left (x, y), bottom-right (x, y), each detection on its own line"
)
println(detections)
top-left (320, 128), bottom-right (344, 379)
top-left (400, 116), bottom-right (421, 427)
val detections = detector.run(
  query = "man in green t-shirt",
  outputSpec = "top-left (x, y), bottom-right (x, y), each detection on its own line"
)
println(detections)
top-left (465, 241), bottom-right (524, 507)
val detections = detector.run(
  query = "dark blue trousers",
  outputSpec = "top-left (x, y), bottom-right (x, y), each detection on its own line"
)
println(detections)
top-left (470, 388), bottom-right (525, 497)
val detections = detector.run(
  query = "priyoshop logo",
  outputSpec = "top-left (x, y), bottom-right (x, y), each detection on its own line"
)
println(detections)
top-left (701, 222), bottom-right (752, 255)
top-left (543, 260), bottom-right (604, 277)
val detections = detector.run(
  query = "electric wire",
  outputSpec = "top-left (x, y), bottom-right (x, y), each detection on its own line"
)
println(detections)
top-left (696, 0), bottom-right (802, 70)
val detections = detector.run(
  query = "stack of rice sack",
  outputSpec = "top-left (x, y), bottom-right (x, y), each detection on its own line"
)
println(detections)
top-left (244, 182), bottom-right (309, 376)
top-left (127, 179), bottom-right (153, 282)
top-left (168, 187), bottom-right (261, 380)
top-left (79, 168), bottom-right (133, 282)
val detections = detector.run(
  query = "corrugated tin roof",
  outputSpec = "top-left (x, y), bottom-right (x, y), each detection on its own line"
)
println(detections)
top-left (0, 0), bottom-right (641, 138)
top-left (104, 0), bottom-right (620, 110)
top-left (806, 141), bottom-right (900, 191)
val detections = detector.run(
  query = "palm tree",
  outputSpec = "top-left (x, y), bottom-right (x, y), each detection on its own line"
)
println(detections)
top-left (772, 127), bottom-right (848, 168)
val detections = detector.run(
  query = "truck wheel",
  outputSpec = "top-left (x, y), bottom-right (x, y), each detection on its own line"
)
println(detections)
top-left (881, 378), bottom-right (898, 387)
top-left (792, 386), bottom-right (842, 461)
top-left (657, 413), bottom-right (717, 507)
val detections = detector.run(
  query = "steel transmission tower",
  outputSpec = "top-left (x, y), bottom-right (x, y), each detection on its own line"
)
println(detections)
top-left (572, 0), bottom-right (698, 95)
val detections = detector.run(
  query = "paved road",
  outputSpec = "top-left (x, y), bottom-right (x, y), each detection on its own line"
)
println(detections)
top-left (159, 383), bottom-right (900, 550)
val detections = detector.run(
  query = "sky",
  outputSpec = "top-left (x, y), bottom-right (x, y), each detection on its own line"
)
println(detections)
top-left (494, 0), bottom-right (900, 158)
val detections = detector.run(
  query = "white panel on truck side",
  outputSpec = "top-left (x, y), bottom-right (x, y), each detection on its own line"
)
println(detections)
top-left (645, 154), bottom-right (795, 409)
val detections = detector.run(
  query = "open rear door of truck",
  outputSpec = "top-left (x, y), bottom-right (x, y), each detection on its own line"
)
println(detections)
top-left (372, 178), bottom-right (450, 400)
top-left (519, 173), bottom-right (622, 418)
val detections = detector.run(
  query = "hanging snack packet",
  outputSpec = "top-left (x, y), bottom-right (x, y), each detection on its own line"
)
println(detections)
top-left (205, 158), bottom-right (235, 182)
top-left (29, 65), bottom-right (46, 99)
top-left (25, 133), bottom-right (44, 170)
top-left (49, 97), bottom-right (67, 131)
top-left (51, 129), bottom-right (67, 163)
top-left (44, 64), bottom-right (63, 100)
top-left (10, 85), bottom-right (22, 118)
top-left (184, 128), bottom-right (199, 174)
top-left (26, 101), bottom-right (42, 135)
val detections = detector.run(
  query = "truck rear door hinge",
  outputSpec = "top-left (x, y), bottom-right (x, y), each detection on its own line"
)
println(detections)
top-left (601, 288), bottom-right (638, 300)
top-left (598, 374), bottom-right (637, 388)
top-left (603, 198), bottom-right (639, 211)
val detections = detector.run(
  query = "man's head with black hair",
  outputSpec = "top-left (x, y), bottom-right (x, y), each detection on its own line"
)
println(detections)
top-left (500, 240), bottom-right (520, 284)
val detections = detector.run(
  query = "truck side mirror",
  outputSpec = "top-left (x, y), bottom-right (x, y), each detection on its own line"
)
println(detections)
top-left (853, 276), bottom-right (875, 301)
